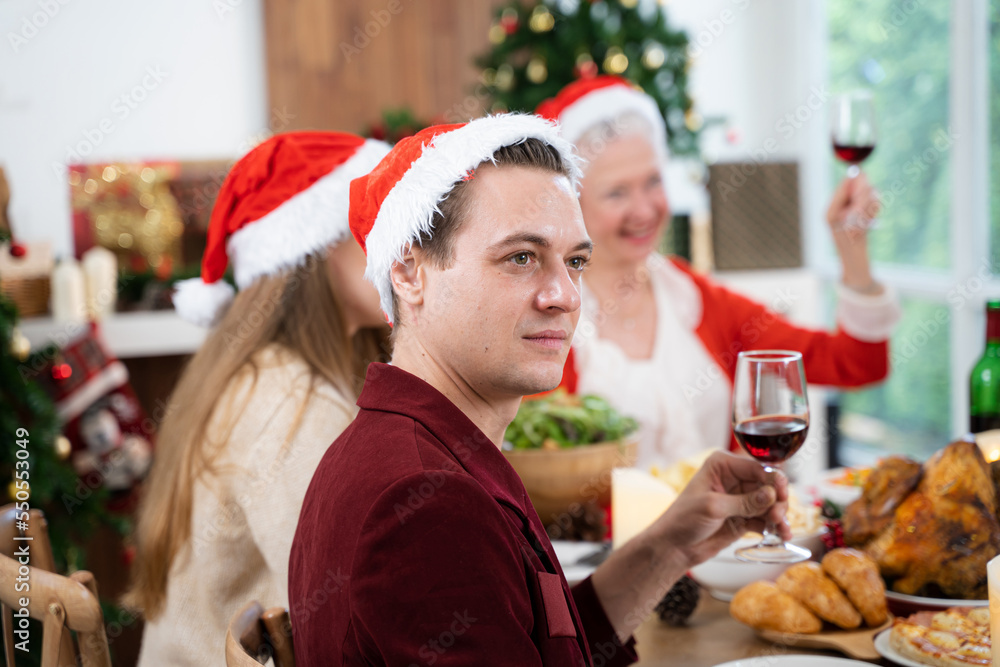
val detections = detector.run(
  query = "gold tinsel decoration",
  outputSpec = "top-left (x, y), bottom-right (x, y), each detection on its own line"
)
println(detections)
top-left (526, 57), bottom-right (548, 83)
top-left (603, 47), bottom-right (629, 75)
top-left (685, 109), bottom-right (704, 132)
top-left (10, 328), bottom-right (30, 361)
top-left (495, 63), bottom-right (515, 92)
top-left (70, 163), bottom-right (184, 277)
top-left (642, 44), bottom-right (666, 70)
top-left (55, 435), bottom-right (72, 460)
top-left (529, 6), bottom-right (555, 32)
top-left (8, 480), bottom-right (27, 502)
top-left (488, 23), bottom-right (506, 45)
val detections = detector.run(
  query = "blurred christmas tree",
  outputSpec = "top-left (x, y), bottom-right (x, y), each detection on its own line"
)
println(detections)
top-left (476, 0), bottom-right (701, 155)
top-left (0, 291), bottom-right (127, 573)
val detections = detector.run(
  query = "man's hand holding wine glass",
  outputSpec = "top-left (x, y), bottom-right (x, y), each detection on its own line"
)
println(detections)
top-left (653, 450), bottom-right (793, 568)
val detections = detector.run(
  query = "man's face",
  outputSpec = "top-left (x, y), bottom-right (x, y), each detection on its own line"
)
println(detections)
top-left (414, 164), bottom-right (591, 400)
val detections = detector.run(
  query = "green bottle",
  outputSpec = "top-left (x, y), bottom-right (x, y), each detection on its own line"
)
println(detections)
top-left (970, 299), bottom-right (1000, 433)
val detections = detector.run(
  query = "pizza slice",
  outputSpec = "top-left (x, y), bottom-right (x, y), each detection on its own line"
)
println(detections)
top-left (889, 607), bottom-right (991, 667)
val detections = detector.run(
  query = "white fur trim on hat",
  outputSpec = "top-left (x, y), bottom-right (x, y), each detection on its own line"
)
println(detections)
top-left (363, 114), bottom-right (583, 324)
top-left (228, 139), bottom-right (390, 289)
top-left (557, 85), bottom-right (668, 159)
top-left (173, 277), bottom-right (236, 328)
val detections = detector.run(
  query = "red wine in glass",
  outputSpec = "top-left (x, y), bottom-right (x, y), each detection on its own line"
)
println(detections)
top-left (734, 415), bottom-right (809, 464)
top-left (832, 143), bottom-right (875, 166)
top-left (731, 350), bottom-right (811, 564)
top-left (831, 91), bottom-right (877, 178)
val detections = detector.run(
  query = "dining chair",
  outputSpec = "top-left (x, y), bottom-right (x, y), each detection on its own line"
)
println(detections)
top-left (0, 550), bottom-right (111, 667)
top-left (225, 600), bottom-right (296, 667)
top-left (0, 504), bottom-right (84, 667)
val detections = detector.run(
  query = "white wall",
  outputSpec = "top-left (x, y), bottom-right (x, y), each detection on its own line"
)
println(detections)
top-left (0, 0), bottom-right (268, 259)
top-left (667, 0), bottom-right (831, 483)
top-left (0, 0), bottom-right (826, 264)
top-left (667, 0), bottom-right (828, 268)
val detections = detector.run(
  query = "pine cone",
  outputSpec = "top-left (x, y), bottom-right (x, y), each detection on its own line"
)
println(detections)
top-left (655, 575), bottom-right (700, 626)
top-left (543, 500), bottom-right (607, 542)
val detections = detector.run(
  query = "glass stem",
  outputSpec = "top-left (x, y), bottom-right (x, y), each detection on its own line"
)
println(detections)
top-left (759, 465), bottom-right (782, 547)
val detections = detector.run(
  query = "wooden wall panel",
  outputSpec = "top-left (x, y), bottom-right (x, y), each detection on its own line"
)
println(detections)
top-left (264, 0), bottom-right (506, 134)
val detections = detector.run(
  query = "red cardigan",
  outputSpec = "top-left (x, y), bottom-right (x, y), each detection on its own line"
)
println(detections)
top-left (289, 363), bottom-right (637, 667)
top-left (557, 259), bottom-right (890, 449)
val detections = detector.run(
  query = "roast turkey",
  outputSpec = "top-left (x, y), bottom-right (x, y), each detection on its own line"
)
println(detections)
top-left (842, 439), bottom-right (1000, 599)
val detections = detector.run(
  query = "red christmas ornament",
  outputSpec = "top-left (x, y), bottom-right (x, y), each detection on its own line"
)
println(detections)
top-left (122, 544), bottom-right (136, 567)
top-left (9, 242), bottom-right (26, 258)
top-left (575, 61), bottom-right (599, 80)
top-left (500, 14), bottom-right (519, 35)
top-left (52, 363), bottom-right (73, 381)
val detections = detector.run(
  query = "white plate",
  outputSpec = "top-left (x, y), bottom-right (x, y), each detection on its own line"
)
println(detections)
top-left (885, 589), bottom-right (988, 614)
top-left (712, 657), bottom-right (874, 667)
top-left (550, 540), bottom-right (603, 585)
top-left (814, 467), bottom-right (865, 506)
top-left (873, 628), bottom-right (927, 667)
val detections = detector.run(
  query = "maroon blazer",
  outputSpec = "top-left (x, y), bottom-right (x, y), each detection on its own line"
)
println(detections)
top-left (289, 363), bottom-right (637, 666)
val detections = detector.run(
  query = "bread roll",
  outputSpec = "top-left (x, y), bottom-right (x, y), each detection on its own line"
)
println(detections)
top-left (730, 581), bottom-right (822, 634)
top-left (776, 562), bottom-right (862, 629)
top-left (821, 547), bottom-right (889, 627)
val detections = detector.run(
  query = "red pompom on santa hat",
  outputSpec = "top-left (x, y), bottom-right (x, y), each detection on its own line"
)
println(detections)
top-left (174, 132), bottom-right (390, 327)
top-left (535, 75), bottom-right (668, 157)
top-left (348, 113), bottom-right (581, 325)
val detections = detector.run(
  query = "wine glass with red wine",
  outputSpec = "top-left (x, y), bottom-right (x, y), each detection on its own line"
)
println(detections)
top-left (732, 350), bottom-right (810, 564)
top-left (831, 90), bottom-right (876, 178)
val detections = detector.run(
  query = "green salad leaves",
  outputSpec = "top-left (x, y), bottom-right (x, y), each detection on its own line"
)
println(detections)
top-left (504, 390), bottom-right (639, 450)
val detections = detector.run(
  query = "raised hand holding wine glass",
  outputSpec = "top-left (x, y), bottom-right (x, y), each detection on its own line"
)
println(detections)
top-left (831, 90), bottom-right (876, 179)
top-left (732, 350), bottom-right (811, 564)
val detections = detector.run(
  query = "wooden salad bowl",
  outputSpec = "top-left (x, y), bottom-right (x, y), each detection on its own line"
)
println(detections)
top-left (503, 437), bottom-right (638, 522)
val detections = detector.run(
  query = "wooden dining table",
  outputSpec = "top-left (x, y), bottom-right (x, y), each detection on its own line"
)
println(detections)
top-left (631, 595), bottom-right (897, 666)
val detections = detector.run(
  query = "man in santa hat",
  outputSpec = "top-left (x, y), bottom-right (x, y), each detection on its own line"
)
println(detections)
top-left (289, 114), bottom-right (789, 666)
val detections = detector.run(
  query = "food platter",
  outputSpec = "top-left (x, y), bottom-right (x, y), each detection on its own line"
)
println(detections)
top-left (755, 617), bottom-right (892, 661)
top-left (711, 657), bottom-right (875, 667)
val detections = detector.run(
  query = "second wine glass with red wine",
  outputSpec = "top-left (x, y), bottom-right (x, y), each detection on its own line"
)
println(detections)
top-left (831, 90), bottom-right (877, 178)
top-left (732, 350), bottom-right (811, 564)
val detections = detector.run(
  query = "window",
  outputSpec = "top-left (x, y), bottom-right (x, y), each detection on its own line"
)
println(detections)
top-left (829, 1), bottom-right (951, 269)
top-left (823, 0), bottom-right (993, 465)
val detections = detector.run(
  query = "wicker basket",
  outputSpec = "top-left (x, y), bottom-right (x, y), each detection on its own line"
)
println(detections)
top-left (503, 436), bottom-right (638, 522)
top-left (1, 276), bottom-right (50, 317)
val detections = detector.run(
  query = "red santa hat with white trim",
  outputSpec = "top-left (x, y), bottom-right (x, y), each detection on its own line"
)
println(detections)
top-left (173, 131), bottom-right (390, 327)
top-left (348, 113), bottom-right (582, 325)
top-left (535, 75), bottom-right (669, 160)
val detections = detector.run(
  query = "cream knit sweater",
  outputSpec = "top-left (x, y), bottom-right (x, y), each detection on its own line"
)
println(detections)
top-left (137, 344), bottom-right (355, 667)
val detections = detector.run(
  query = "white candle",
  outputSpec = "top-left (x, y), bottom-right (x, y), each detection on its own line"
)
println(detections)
top-left (611, 468), bottom-right (677, 550)
top-left (989, 555), bottom-right (1000, 666)
top-left (81, 246), bottom-right (117, 320)
top-left (51, 257), bottom-right (87, 324)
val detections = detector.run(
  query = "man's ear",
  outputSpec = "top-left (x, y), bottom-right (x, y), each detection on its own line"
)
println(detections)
top-left (390, 248), bottom-right (424, 309)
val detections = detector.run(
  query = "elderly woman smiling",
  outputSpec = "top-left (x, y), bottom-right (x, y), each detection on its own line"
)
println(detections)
top-left (537, 76), bottom-right (901, 468)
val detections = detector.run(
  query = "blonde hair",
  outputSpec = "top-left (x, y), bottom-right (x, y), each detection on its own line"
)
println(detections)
top-left (124, 252), bottom-right (387, 618)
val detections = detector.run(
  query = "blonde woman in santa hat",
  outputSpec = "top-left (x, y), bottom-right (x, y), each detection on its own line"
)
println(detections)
top-left (536, 77), bottom-right (902, 469)
top-left (124, 132), bottom-right (390, 666)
